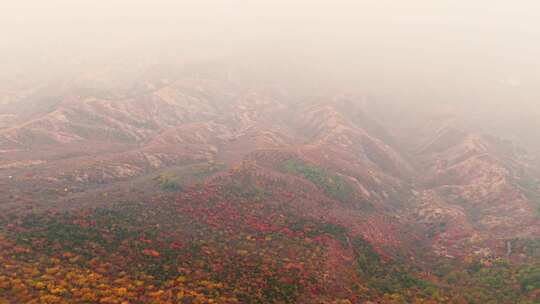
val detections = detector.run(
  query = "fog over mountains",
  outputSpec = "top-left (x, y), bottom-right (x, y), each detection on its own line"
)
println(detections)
top-left (1, 1), bottom-right (539, 303)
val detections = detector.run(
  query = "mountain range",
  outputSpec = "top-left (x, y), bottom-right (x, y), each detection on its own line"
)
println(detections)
top-left (0, 64), bottom-right (539, 303)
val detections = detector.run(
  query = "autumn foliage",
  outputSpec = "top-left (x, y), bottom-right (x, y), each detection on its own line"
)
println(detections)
top-left (0, 163), bottom-right (538, 303)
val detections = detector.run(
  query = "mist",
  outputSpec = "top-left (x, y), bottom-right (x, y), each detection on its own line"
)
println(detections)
top-left (2, 2), bottom-right (540, 302)
top-left (3, 1), bottom-right (540, 142)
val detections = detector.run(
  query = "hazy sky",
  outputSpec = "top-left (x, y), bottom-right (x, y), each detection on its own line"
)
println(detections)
top-left (2, 1), bottom-right (540, 107)
top-left (3, 1), bottom-right (540, 63)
